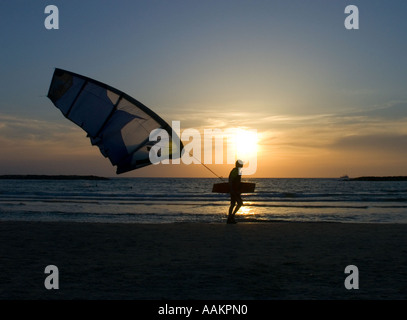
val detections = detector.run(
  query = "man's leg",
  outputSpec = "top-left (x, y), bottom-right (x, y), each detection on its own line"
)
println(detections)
top-left (232, 203), bottom-right (242, 215)
top-left (228, 203), bottom-right (235, 216)
top-left (232, 195), bottom-right (243, 215)
top-left (227, 197), bottom-right (236, 223)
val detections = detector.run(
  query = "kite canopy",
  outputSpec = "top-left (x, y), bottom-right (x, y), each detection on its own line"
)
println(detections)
top-left (47, 68), bottom-right (182, 174)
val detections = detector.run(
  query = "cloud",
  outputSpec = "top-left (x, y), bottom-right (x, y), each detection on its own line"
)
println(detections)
top-left (350, 101), bottom-right (407, 120)
top-left (331, 134), bottom-right (407, 154)
top-left (0, 113), bottom-right (112, 175)
top-left (1, 96), bottom-right (406, 176)
top-left (0, 113), bottom-right (97, 159)
top-left (164, 102), bottom-right (407, 157)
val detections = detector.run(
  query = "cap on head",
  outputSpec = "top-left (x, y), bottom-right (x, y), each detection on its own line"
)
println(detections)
top-left (236, 159), bottom-right (244, 168)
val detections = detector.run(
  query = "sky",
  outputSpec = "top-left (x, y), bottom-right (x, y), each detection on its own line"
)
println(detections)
top-left (0, 0), bottom-right (407, 178)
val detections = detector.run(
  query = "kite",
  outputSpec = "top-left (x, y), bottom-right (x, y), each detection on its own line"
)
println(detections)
top-left (47, 68), bottom-right (182, 174)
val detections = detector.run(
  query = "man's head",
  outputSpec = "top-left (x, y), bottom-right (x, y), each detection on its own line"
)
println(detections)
top-left (236, 159), bottom-right (244, 168)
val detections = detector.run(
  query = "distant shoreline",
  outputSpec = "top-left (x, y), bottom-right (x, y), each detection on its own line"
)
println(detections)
top-left (0, 175), bottom-right (109, 180)
top-left (1, 175), bottom-right (406, 181)
top-left (349, 176), bottom-right (407, 181)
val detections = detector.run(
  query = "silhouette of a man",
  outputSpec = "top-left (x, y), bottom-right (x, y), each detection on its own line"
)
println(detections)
top-left (227, 160), bottom-right (244, 224)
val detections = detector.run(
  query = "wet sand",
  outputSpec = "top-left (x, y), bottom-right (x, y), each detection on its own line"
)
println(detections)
top-left (1, 221), bottom-right (407, 300)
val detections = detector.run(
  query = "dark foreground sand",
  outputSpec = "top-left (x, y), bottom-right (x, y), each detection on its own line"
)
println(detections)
top-left (0, 221), bottom-right (407, 300)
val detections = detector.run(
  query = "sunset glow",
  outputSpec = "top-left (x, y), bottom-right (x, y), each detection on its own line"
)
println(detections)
top-left (0, 1), bottom-right (406, 178)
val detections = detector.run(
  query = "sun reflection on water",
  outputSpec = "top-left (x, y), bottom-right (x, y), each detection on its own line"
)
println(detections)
top-left (237, 202), bottom-right (255, 216)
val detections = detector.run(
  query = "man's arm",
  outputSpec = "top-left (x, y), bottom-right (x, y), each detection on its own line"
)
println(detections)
top-left (229, 170), bottom-right (241, 194)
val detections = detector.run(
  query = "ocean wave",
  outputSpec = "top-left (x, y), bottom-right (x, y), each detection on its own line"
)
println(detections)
top-left (1, 178), bottom-right (407, 223)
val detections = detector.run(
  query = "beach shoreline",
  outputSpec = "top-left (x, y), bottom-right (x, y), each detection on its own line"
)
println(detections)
top-left (1, 220), bottom-right (406, 300)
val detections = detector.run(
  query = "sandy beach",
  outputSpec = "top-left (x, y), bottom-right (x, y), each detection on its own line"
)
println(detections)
top-left (0, 221), bottom-right (406, 300)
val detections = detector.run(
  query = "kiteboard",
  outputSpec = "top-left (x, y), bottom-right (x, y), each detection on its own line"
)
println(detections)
top-left (212, 182), bottom-right (256, 193)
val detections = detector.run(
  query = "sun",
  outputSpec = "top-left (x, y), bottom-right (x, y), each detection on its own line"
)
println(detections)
top-left (234, 129), bottom-right (258, 161)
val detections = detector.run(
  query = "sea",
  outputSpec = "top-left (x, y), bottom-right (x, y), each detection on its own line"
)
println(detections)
top-left (1, 177), bottom-right (407, 224)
